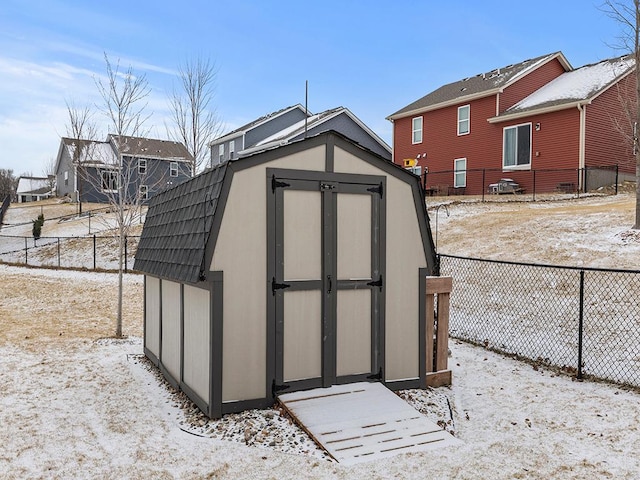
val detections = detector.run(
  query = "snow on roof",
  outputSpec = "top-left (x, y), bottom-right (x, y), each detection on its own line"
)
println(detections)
top-left (510, 56), bottom-right (635, 112)
top-left (66, 141), bottom-right (118, 165)
top-left (16, 177), bottom-right (50, 194)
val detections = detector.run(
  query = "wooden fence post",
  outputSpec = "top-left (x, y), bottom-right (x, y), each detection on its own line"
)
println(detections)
top-left (425, 276), bottom-right (453, 387)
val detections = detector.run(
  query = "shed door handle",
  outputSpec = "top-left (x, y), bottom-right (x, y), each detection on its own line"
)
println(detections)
top-left (327, 275), bottom-right (332, 294)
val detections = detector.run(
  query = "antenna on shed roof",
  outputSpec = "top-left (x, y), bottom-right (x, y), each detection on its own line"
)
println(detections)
top-left (305, 80), bottom-right (308, 139)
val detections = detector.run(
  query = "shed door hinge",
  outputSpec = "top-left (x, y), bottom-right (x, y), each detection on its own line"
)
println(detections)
top-left (271, 175), bottom-right (291, 193)
top-left (272, 277), bottom-right (291, 295)
top-left (367, 182), bottom-right (383, 198)
top-left (367, 275), bottom-right (383, 291)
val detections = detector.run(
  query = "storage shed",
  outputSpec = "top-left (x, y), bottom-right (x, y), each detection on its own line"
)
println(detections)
top-left (134, 131), bottom-right (439, 418)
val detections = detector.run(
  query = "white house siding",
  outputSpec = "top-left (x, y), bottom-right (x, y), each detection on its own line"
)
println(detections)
top-left (144, 276), bottom-right (161, 359)
top-left (161, 280), bottom-right (181, 382)
top-left (333, 148), bottom-right (427, 382)
top-left (211, 145), bottom-right (326, 403)
top-left (183, 285), bottom-right (210, 404)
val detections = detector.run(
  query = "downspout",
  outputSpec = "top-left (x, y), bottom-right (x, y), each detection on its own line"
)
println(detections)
top-left (577, 103), bottom-right (586, 190)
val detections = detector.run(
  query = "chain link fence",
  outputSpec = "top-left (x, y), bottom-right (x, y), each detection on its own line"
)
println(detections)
top-left (439, 254), bottom-right (640, 388)
top-left (422, 165), bottom-right (620, 200)
top-left (0, 234), bottom-right (140, 271)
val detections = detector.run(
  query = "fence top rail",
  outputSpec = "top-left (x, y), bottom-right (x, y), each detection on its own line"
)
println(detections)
top-left (423, 165), bottom-right (618, 175)
top-left (439, 253), bottom-right (640, 275)
top-left (0, 234), bottom-right (141, 240)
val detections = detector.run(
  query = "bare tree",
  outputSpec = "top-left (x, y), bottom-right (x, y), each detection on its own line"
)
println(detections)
top-left (167, 56), bottom-right (221, 174)
top-left (0, 169), bottom-right (17, 201)
top-left (42, 157), bottom-right (57, 194)
top-left (602, 0), bottom-right (640, 228)
top-left (93, 53), bottom-right (152, 338)
top-left (65, 99), bottom-right (99, 215)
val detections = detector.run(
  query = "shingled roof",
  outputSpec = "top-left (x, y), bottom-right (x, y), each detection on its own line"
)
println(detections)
top-left (387, 52), bottom-right (571, 120)
top-left (213, 104), bottom-right (307, 144)
top-left (490, 55), bottom-right (635, 121)
top-left (109, 135), bottom-right (193, 161)
top-left (133, 163), bottom-right (228, 283)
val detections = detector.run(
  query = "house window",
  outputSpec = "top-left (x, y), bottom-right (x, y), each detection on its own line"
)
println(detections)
top-left (412, 116), bottom-right (423, 144)
top-left (503, 123), bottom-right (532, 169)
top-left (458, 105), bottom-right (470, 135)
top-left (219, 144), bottom-right (224, 162)
top-left (64, 171), bottom-right (69, 186)
top-left (454, 158), bottom-right (467, 188)
top-left (139, 184), bottom-right (148, 200)
top-left (229, 140), bottom-right (235, 159)
top-left (138, 158), bottom-right (147, 175)
top-left (101, 170), bottom-right (118, 193)
top-left (170, 162), bottom-right (178, 177)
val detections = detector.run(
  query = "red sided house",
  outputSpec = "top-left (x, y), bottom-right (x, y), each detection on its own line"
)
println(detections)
top-left (387, 52), bottom-right (636, 195)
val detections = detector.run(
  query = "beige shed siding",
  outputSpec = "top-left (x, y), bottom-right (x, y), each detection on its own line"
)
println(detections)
top-left (144, 276), bottom-right (161, 358)
top-left (211, 145), bottom-right (325, 402)
top-left (183, 285), bottom-right (210, 403)
top-left (333, 148), bottom-right (427, 381)
top-left (161, 280), bottom-right (181, 381)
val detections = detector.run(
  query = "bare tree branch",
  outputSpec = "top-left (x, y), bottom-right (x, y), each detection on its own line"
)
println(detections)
top-left (602, 0), bottom-right (640, 229)
top-left (65, 98), bottom-right (99, 215)
top-left (167, 56), bottom-right (221, 174)
top-left (89, 53), bottom-right (154, 337)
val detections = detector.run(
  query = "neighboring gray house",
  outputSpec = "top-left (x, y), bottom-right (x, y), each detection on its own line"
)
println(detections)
top-left (209, 104), bottom-right (392, 167)
top-left (16, 176), bottom-right (54, 203)
top-left (55, 135), bottom-right (193, 204)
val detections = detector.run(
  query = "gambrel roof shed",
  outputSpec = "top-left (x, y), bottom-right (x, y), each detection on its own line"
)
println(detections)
top-left (134, 131), bottom-right (438, 418)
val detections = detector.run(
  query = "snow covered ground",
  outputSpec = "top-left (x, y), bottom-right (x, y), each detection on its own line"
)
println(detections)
top-left (1, 264), bottom-right (639, 479)
top-left (1, 193), bottom-right (639, 478)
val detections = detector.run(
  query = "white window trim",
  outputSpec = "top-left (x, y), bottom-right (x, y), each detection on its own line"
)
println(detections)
top-left (139, 184), bottom-right (148, 200)
top-left (457, 105), bottom-right (470, 136)
top-left (170, 161), bottom-right (179, 177)
top-left (454, 157), bottom-right (467, 188)
top-left (502, 122), bottom-right (532, 171)
top-left (412, 116), bottom-right (423, 144)
top-left (138, 158), bottom-right (147, 175)
top-left (229, 140), bottom-right (235, 159)
top-left (101, 170), bottom-right (119, 193)
top-left (218, 144), bottom-right (225, 162)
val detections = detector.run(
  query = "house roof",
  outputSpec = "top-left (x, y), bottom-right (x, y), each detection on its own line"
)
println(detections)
top-left (16, 177), bottom-right (52, 195)
top-left (240, 106), bottom-right (392, 156)
top-left (108, 135), bottom-right (193, 161)
top-left (212, 104), bottom-right (308, 144)
top-left (488, 55), bottom-right (635, 122)
top-left (133, 163), bottom-right (228, 283)
top-left (387, 52), bottom-right (571, 120)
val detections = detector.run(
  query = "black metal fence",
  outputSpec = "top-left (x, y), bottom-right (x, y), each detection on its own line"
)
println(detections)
top-left (0, 234), bottom-right (140, 271)
top-left (422, 165), bottom-right (620, 200)
top-left (439, 254), bottom-right (640, 388)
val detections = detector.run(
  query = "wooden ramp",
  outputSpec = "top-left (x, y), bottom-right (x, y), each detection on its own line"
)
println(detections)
top-left (278, 382), bottom-right (461, 465)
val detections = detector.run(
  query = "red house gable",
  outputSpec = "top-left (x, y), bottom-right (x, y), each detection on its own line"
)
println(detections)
top-left (388, 52), bottom-right (636, 195)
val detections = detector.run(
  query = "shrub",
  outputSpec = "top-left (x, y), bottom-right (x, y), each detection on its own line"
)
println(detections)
top-left (32, 214), bottom-right (45, 240)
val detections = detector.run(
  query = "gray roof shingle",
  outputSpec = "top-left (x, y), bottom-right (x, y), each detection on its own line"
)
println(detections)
top-left (133, 163), bottom-right (228, 283)
top-left (388, 52), bottom-right (567, 119)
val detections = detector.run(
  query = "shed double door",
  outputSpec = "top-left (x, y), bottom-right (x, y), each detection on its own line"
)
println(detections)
top-left (270, 170), bottom-right (385, 395)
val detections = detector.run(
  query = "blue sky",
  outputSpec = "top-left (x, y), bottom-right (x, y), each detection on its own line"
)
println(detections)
top-left (0, 0), bottom-right (627, 176)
